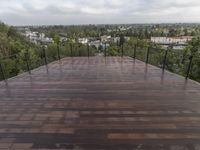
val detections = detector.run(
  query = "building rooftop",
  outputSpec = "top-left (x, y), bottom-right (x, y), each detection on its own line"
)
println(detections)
top-left (0, 56), bottom-right (200, 150)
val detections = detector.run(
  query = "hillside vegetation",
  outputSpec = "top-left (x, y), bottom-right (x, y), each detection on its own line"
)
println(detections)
top-left (0, 22), bottom-right (42, 79)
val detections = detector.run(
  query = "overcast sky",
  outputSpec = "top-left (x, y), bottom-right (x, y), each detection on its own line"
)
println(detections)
top-left (0, 0), bottom-right (200, 26)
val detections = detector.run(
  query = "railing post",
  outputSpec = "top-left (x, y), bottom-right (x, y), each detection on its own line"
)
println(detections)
top-left (70, 43), bottom-right (73, 57)
top-left (186, 55), bottom-right (193, 79)
top-left (134, 44), bottom-right (137, 59)
top-left (43, 47), bottom-right (47, 65)
top-left (25, 52), bottom-right (31, 74)
top-left (87, 44), bottom-right (90, 58)
top-left (163, 49), bottom-right (168, 70)
top-left (79, 48), bottom-right (81, 57)
top-left (14, 55), bottom-right (18, 76)
top-left (104, 43), bottom-right (107, 57)
top-left (121, 43), bottom-right (124, 57)
top-left (57, 44), bottom-right (61, 60)
top-left (146, 47), bottom-right (150, 64)
top-left (0, 60), bottom-right (6, 80)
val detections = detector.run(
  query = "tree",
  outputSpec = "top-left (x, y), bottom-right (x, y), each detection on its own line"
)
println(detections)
top-left (119, 35), bottom-right (125, 46)
top-left (185, 37), bottom-right (200, 81)
top-left (53, 35), bottom-right (61, 59)
top-left (183, 28), bottom-right (188, 36)
top-left (7, 26), bottom-right (17, 38)
top-left (46, 43), bottom-right (58, 61)
top-left (0, 22), bottom-right (43, 80)
top-left (188, 37), bottom-right (200, 54)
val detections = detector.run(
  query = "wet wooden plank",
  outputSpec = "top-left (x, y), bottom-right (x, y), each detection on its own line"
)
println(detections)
top-left (0, 56), bottom-right (200, 150)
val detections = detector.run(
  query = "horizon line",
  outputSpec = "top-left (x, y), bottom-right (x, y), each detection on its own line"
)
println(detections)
top-left (10, 22), bottom-right (200, 27)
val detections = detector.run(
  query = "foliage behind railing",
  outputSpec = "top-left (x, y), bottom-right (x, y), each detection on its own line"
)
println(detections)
top-left (0, 39), bottom-right (199, 83)
top-left (106, 40), bottom-right (199, 82)
top-left (190, 55), bottom-right (200, 82)
top-left (0, 43), bottom-right (96, 81)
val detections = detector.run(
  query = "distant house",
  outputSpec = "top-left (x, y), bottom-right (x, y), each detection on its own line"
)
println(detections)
top-left (25, 31), bottom-right (53, 44)
top-left (112, 37), bottom-right (120, 43)
top-left (101, 43), bottom-right (110, 50)
top-left (78, 38), bottom-right (88, 44)
top-left (151, 36), bottom-right (193, 45)
top-left (151, 36), bottom-right (194, 50)
top-left (42, 37), bottom-right (53, 44)
top-left (60, 37), bottom-right (68, 43)
top-left (89, 40), bottom-right (101, 49)
top-left (118, 26), bottom-right (127, 31)
top-left (101, 35), bottom-right (111, 42)
top-left (124, 36), bottom-right (131, 41)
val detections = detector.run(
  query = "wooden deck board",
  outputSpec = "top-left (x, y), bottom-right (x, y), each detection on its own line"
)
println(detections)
top-left (0, 56), bottom-right (200, 150)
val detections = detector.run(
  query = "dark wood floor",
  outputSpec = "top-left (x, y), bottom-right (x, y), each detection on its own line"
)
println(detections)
top-left (0, 56), bottom-right (200, 150)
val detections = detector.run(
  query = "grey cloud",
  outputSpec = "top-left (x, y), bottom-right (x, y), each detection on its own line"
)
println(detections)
top-left (0, 0), bottom-right (200, 25)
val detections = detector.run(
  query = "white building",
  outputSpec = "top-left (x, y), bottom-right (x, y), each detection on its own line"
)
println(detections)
top-left (124, 36), bottom-right (131, 41)
top-left (151, 36), bottom-right (193, 45)
top-left (78, 38), bottom-right (88, 44)
top-left (151, 36), bottom-right (194, 50)
top-left (60, 37), bottom-right (68, 43)
top-left (25, 31), bottom-right (53, 44)
top-left (89, 40), bottom-right (101, 49)
top-left (112, 37), bottom-right (120, 43)
top-left (101, 35), bottom-right (111, 42)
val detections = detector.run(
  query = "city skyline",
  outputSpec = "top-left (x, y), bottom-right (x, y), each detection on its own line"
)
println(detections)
top-left (0, 0), bottom-right (200, 25)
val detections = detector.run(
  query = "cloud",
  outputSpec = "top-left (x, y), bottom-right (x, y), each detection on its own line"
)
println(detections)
top-left (0, 0), bottom-right (200, 25)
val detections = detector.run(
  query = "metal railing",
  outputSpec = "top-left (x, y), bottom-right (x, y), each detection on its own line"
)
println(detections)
top-left (0, 41), bottom-right (197, 82)
top-left (132, 44), bottom-right (194, 80)
top-left (102, 41), bottom-right (197, 81)
top-left (0, 43), bottom-right (96, 81)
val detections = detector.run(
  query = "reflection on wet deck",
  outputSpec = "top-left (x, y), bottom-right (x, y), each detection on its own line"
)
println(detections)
top-left (0, 56), bottom-right (200, 150)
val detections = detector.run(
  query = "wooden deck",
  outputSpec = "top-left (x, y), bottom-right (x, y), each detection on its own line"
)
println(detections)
top-left (0, 56), bottom-right (200, 150)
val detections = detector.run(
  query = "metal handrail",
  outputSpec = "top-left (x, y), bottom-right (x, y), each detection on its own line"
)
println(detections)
top-left (186, 55), bottom-right (193, 79)
top-left (0, 43), bottom-right (197, 82)
top-left (0, 54), bottom-right (18, 80)
top-left (133, 44), bottom-right (194, 79)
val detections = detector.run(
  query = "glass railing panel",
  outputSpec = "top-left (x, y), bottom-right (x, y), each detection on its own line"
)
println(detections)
top-left (189, 54), bottom-right (200, 82)
top-left (148, 48), bottom-right (165, 68)
top-left (136, 45), bottom-right (148, 62)
top-left (165, 49), bottom-right (185, 76)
